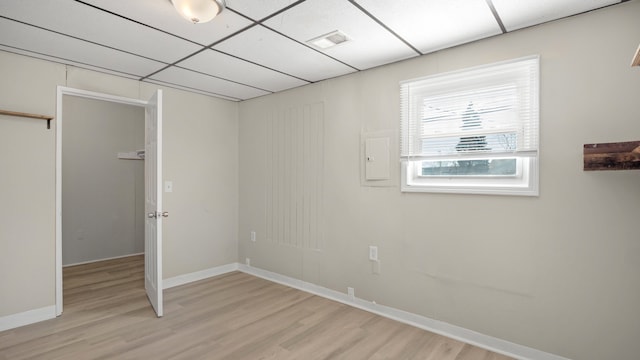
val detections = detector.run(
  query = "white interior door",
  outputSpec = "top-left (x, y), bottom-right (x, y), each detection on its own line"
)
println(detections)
top-left (145, 89), bottom-right (163, 317)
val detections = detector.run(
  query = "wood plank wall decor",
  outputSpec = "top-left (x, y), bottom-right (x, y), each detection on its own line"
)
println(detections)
top-left (584, 141), bottom-right (640, 170)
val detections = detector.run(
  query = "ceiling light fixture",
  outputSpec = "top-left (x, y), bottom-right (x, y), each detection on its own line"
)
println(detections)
top-left (170, 0), bottom-right (226, 24)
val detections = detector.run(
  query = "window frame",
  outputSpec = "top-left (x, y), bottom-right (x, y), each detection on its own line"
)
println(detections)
top-left (400, 56), bottom-right (540, 196)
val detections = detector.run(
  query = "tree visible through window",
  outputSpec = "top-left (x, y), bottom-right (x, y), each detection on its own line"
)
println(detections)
top-left (421, 102), bottom-right (517, 177)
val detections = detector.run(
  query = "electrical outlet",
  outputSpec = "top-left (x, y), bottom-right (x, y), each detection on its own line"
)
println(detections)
top-left (369, 246), bottom-right (378, 261)
top-left (347, 287), bottom-right (355, 300)
top-left (246, 258), bottom-right (250, 266)
top-left (250, 231), bottom-right (256, 242)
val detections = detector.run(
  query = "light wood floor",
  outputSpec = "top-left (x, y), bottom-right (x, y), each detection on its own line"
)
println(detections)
top-left (0, 255), bottom-right (515, 360)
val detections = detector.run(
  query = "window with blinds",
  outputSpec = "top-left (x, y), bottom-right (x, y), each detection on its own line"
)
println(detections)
top-left (400, 56), bottom-right (539, 196)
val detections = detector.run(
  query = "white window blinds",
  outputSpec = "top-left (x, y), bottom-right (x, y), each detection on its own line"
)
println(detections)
top-left (400, 56), bottom-right (539, 161)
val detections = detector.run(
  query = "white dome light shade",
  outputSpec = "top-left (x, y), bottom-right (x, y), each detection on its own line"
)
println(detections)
top-left (171, 0), bottom-right (225, 24)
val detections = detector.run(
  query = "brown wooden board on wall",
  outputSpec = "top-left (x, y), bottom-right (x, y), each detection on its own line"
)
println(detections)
top-left (583, 141), bottom-right (640, 171)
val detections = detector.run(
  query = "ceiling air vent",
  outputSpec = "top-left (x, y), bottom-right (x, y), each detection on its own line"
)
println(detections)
top-left (307, 30), bottom-right (350, 50)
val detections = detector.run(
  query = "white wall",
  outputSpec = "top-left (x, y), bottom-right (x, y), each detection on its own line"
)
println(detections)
top-left (238, 2), bottom-right (640, 360)
top-left (0, 54), bottom-right (64, 317)
top-left (62, 96), bottom-right (144, 266)
top-left (0, 51), bottom-right (238, 317)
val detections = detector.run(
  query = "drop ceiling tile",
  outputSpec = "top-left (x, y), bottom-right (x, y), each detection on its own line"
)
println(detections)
top-left (213, 25), bottom-right (356, 82)
top-left (143, 79), bottom-right (239, 101)
top-left (179, 49), bottom-right (309, 92)
top-left (492, 0), bottom-right (621, 31)
top-left (0, 45), bottom-right (141, 80)
top-left (356, 0), bottom-right (502, 54)
top-left (150, 66), bottom-right (270, 100)
top-left (84, 0), bottom-right (253, 46)
top-left (0, 18), bottom-right (166, 77)
top-left (264, 0), bottom-right (417, 70)
top-left (226, 0), bottom-right (297, 21)
top-left (0, 0), bottom-right (201, 63)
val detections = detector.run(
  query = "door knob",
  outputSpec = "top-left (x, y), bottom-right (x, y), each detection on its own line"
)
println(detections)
top-left (148, 212), bottom-right (157, 218)
top-left (162, 211), bottom-right (169, 218)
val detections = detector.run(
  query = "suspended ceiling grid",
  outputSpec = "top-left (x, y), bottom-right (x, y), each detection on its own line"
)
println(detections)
top-left (0, 0), bottom-right (626, 101)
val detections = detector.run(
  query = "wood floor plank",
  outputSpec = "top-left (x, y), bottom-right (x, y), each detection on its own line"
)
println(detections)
top-left (455, 343), bottom-right (516, 360)
top-left (0, 255), bottom-right (516, 360)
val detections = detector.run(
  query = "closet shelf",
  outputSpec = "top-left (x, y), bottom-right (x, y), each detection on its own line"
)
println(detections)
top-left (584, 141), bottom-right (640, 171)
top-left (0, 109), bottom-right (53, 129)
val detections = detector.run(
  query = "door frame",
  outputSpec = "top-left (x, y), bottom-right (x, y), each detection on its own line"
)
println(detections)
top-left (55, 86), bottom-right (158, 316)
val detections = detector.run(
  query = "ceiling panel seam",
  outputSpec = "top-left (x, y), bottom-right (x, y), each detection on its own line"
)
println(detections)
top-left (143, 78), bottom-right (242, 101)
top-left (73, 0), bottom-right (209, 47)
top-left (142, 21), bottom-right (314, 84)
top-left (140, 19), bottom-right (269, 81)
top-left (206, 48), bottom-right (312, 84)
top-left (73, 0), bottom-right (303, 84)
top-left (347, 0), bottom-right (422, 56)
top-left (204, 20), bottom-right (259, 48)
top-left (173, 65), bottom-right (274, 93)
top-left (0, 15), bottom-right (169, 66)
top-left (484, 0), bottom-right (507, 34)
top-left (139, 23), bottom-right (311, 84)
top-left (139, 46), bottom-right (211, 81)
top-left (200, 17), bottom-right (313, 83)
top-left (254, 0), bottom-right (308, 23)
top-left (258, 23), bottom-right (360, 72)
top-left (226, 5), bottom-right (360, 73)
top-left (0, 43), bottom-right (146, 79)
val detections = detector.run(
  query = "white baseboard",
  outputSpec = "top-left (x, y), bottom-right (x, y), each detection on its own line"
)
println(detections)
top-left (163, 263), bottom-right (239, 289)
top-left (238, 264), bottom-right (570, 360)
top-left (63, 252), bottom-right (144, 267)
top-left (0, 306), bottom-right (56, 332)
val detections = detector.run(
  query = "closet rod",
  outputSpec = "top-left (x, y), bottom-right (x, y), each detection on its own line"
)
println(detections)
top-left (0, 109), bottom-right (53, 129)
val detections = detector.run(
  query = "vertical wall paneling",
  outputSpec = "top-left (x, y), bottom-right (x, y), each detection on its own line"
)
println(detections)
top-left (266, 103), bottom-right (324, 250)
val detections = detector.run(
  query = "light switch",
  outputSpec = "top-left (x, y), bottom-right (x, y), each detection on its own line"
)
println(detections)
top-left (365, 137), bottom-right (390, 180)
top-left (164, 181), bottom-right (173, 193)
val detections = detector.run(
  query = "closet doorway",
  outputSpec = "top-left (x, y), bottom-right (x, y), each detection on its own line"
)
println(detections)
top-left (55, 87), bottom-right (164, 318)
